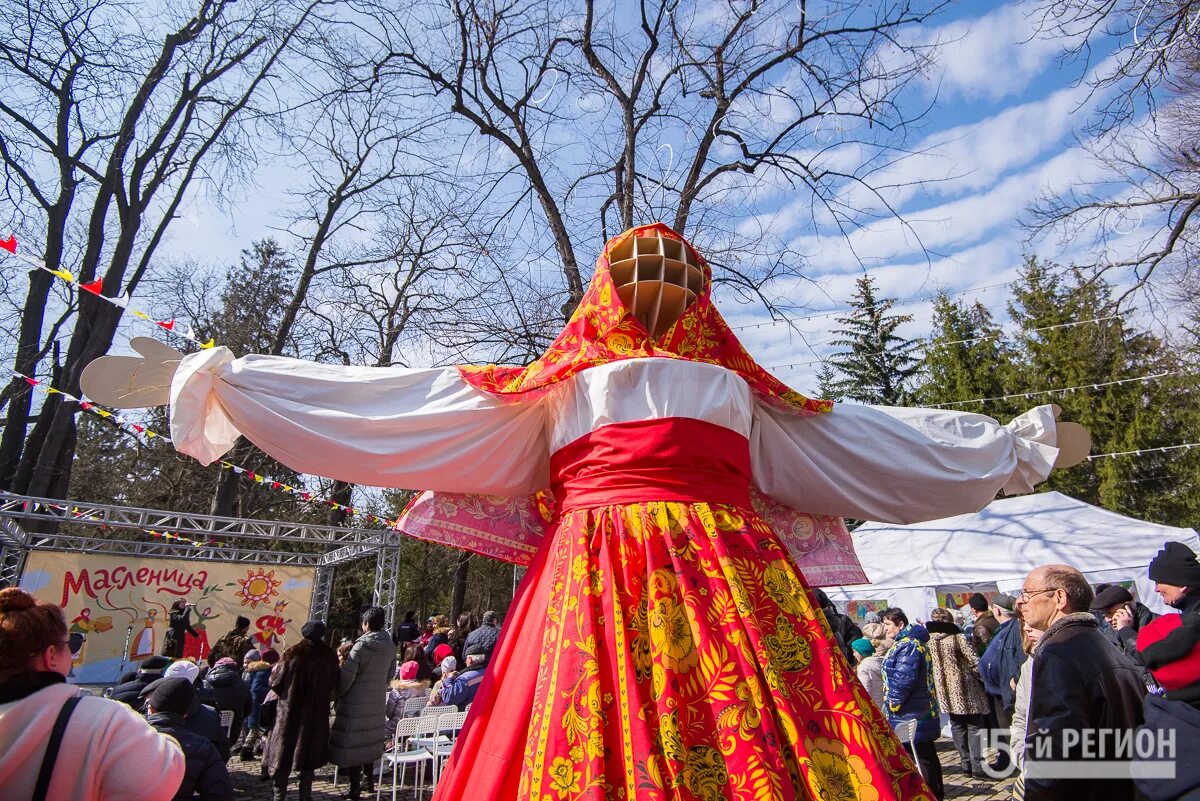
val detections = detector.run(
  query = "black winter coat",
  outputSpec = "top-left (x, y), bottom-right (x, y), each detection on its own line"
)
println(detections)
top-left (818, 605), bottom-right (862, 662)
top-left (1101, 602), bottom-right (1159, 688)
top-left (1134, 694), bottom-right (1200, 801)
top-left (201, 664), bottom-right (252, 743)
top-left (147, 711), bottom-right (234, 801)
top-left (163, 608), bottom-right (199, 658)
top-left (108, 673), bottom-right (160, 710)
top-left (1024, 613), bottom-right (1146, 801)
top-left (263, 638), bottom-right (340, 775)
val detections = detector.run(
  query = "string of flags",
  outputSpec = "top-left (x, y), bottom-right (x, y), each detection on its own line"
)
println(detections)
top-left (16, 372), bottom-right (401, 537)
top-left (27, 499), bottom-right (226, 549)
top-left (923, 370), bottom-right (1194, 408)
top-left (0, 234), bottom-right (215, 350)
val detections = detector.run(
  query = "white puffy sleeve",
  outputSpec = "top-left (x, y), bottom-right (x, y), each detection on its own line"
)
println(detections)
top-left (169, 348), bottom-right (547, 495)
top-left (749, 402), bottom-right (1059, 524)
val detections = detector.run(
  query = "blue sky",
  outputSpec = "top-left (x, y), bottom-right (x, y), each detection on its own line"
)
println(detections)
top-left (158, 0), bottom-right (1159, 397)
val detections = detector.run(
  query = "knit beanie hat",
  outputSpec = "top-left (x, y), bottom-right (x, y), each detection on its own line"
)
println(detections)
top-left (1137, 613), bottom-right (1200, 694)
top-left (148, 677), bottom-right (194, 715)
top-left (399, 661), bottom-right (419, 681)
top-left (164, 660), bottom-right (200, 684)
top-left (214, 657), bottom-right (238, 669)
top-left (440, 655), bottom-right (457, 673)
top-left (261, 648), bottom-right (280, 664)
top-left (433, 643), bottom-right (454, 664)
top-left (244, 649), bottom-right (261, 665)
top-left (1148, 542), bottom-right (1200, 587)
top-left (850, 638), bottom-right (875, 657)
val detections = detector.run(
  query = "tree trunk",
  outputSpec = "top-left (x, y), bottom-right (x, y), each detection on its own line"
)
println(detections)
top-left (450, 551), bottom-right (470, 621)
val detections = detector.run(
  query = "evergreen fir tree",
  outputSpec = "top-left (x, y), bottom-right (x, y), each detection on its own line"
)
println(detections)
top-left (826, 276), bottom-right (921, 405)
top-left (918, 292), bottom-right (1016, 417)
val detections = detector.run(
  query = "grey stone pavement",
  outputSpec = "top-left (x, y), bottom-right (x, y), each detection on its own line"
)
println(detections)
top-left (227, 740), bottom-right (1016, 800)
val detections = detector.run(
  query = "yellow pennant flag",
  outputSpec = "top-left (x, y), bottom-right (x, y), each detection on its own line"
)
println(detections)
top-left (131, 310), bottom-right (151, 321)
top-left (50, 268), bottom-right (74, 282)
top-left (199, 339), bottom-right (215, 349)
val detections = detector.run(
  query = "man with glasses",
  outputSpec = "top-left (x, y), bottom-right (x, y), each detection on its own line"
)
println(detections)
top-left (1015, 565), bottom-right (1145, 800)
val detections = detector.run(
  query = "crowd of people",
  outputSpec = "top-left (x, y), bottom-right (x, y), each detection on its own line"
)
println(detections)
top-left (3, 540), bottom-right (1199, 801)
top-left (842, 540), bottom-right (1200, 801)
top-left (0, 596), bottom-right (503, 801)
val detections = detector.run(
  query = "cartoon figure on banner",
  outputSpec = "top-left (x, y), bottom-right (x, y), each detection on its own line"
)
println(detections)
top-left (184, 605), bottom-right (219, 661)
top-left (254, 599), bottom-right (289, 650)
top-left (68, 607), bottom-right (113, 668)
top-left (130, 607), bottom-right (159, 659)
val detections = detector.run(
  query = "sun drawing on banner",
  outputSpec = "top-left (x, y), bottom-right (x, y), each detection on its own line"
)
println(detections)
top-left (235, 568), bottom-right (282, 609)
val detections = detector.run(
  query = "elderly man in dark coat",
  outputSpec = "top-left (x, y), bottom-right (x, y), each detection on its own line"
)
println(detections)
top-left (1016, 565), bottom-right (1145, 801)
top-left (330, 606), bottom-right (397, 801)
top-left (263, 620), bottom-right (340, 801)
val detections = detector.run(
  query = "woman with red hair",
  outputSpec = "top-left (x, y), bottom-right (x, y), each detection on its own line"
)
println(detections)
top-left (0, 588), bottom-right (184, 800)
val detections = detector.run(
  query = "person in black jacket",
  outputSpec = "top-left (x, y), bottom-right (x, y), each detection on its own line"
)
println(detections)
top-left (107, 655), bottom-right (171, 709)
top-left (392, 610), bottom-right (420, 647)
top-left (1134, 612), bottom-right (1200, 801)
top-left (201, 657), bottom-right (252, 751)
top-left (1149, 541), bottom-right (1200, 615)
top-left (146, 678), bottom-right (234, 801)
top-left (142, 675), bottom-right (231, 762)
top-left (164, 600), bottom-right (199, 659)
top-left (1016, 564), bottom-right (1145, 801)
top-left (1092, 584), bottom-right (1158, 687)
top-left (812, 588), bottom-right (862, 663)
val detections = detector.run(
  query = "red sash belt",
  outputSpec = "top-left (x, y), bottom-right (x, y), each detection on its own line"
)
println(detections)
top-left (549, 417), bottom-right (752, 512)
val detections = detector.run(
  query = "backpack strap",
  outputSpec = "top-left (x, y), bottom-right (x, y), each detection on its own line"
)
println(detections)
top-left (32, 694), bottom-right (82, 801)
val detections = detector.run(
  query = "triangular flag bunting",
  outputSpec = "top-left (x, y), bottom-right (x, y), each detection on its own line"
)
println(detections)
top-left (0, 235), bottom-right (15, 253)
top-left (50, 268), bottom-right (74, 282)
top-left (111, 293), bottom-right (130, 309)
top-left (80, 401), bottom-right (93, 411)
top-left (156, 319), bottom-right (175, 331)
top-left (132, 424), bottom-right (144, 433)
top-left (131, 310), bottom-right (151, 320)
top-left (79, 277), bottom-right (103, 295)
top-left (24, 377), bottom-right (38, 386)
top-left (199, 339), bottom-right (215, 349)
top-left (146, 430), bottom-right (156, 438)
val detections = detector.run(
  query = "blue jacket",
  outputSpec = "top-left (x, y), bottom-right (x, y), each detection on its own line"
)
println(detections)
top-left (882, 624), bottom-right (941, 742)
top-left (979, 618), bottom-right (1011, 695)
top-left (147, 711), bottom-right (233, 801)
top-left (439, 667), bottom-right (486, 711)
top-left (244, 661), bottom-right (272, 728)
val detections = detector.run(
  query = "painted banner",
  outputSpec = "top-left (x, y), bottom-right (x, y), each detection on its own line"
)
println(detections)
top-left (835, 598), bottom-right (889, 624)
top-left (18, 551), bottom-right (314, 684)
top-left (935, 583), bottom-right (1000, 612)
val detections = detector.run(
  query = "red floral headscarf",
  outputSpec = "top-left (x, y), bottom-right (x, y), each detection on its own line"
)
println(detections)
top-left (459, 223), bottom-right (831, 415)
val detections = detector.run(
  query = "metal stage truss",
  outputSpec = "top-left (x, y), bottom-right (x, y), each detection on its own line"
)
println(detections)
top-left (0, 492), bottom-right (400, 621)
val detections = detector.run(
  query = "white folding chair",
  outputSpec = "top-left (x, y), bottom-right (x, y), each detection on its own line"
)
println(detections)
top-left (430, 710), bottom-right (468, 777)
top-left (892, 719), bottom-right (923, 780)
top-left (402, 696), bottom-right (428, 718)
top-left (377, 715), bottom-right (439, 801)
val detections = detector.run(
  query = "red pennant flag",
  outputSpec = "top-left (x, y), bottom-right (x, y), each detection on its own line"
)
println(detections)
top-left (301, 492), bottom-right (311, 501)
top-left (80, 401), bottom-right (93, 410)
top-left (79, 277), bottom-right (103, 295)
top-left (0, 235), bottom-right (16, 253)
top-left (132, 424), bottom-right (145, 433)
top-left (24, 376), bottom-right (38, 386)
top-left (156, 319), bottom-right (175, 331)
top-left (246, 472), bottom-right (257, 480)
top-left (271, 481), bottom-right (280, 489)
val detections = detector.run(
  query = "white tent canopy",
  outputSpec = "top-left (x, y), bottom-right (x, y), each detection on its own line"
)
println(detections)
top-left (823, 491), bottom-right (1200, 619)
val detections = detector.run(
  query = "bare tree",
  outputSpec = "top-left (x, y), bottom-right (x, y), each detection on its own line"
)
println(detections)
top-left (1, 0), bottom-right (326, 499)
top-left (374, 0), bottom-right (943, 317)
top-left (1026, 1), bottom-right (1200, 291)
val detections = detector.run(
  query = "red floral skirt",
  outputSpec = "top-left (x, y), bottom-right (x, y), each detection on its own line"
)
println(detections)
top-left (435, 420), bottom-right (933, 801)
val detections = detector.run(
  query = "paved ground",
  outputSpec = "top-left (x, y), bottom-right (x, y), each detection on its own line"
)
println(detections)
top-left (228, 741), bottom-right (1016, 800)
